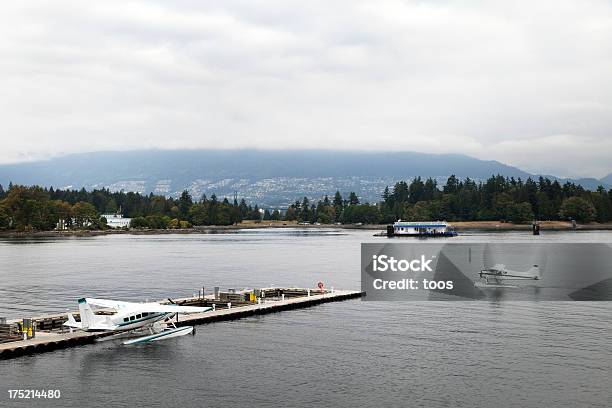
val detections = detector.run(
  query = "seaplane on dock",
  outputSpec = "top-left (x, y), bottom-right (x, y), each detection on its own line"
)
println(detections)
top-left (63, 298), bottom-right (211, 345)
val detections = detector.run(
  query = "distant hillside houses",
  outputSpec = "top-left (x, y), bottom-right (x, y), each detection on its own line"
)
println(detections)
top-left (1, 149), bottom-right (609, 207)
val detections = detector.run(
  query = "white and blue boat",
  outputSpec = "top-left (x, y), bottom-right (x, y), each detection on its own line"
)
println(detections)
top-left (386, 220), bottom-right (457, 237)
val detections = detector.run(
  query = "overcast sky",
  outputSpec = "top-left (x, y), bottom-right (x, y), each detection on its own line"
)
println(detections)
top-left (0, 1), bottom-right (611, 178)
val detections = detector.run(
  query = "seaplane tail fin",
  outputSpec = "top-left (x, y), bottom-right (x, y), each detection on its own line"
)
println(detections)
top-left (77, 298), bottom-right (95, 329)
top-left (77, 298), bottom-right (108, 329)
top-left (528, 265), bottom-right (541, 279)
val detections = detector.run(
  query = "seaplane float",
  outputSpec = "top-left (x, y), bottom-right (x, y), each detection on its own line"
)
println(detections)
top-left (475, 264), bottom-right (541, 289)
top-left (63, 298), bottom-right (211, 345)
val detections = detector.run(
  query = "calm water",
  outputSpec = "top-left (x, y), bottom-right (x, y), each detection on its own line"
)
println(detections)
top-left (1, 229), bottom-right (611, 407)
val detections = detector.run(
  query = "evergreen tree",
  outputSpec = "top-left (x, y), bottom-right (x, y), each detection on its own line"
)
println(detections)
top-left (333, 191), bottom-right (343, 207)
top-left (382, 186), bottom-right (391, 204)
top-left (408, 177), bottom-right (425, 203)
top-left (250, 204), bottom-right (261, 221)
top-left (263, 209), bottom-right (271, 220)
top-left (392, 181), bottom-right (409, 203)
top-left (178, 190), bottom-right (193, 219)
top-left (443, 175), bottom-right (459, 194)
top-left (559, 196), bottom-right (596, 223)
top-left (238, 199), bottom-right (249, 220)
top-left (593, 187), bottom-right (612, 223)
top-left (300, 197), bottom-right (310, 222)
top-left (333, 191), bottom-right (343, 222)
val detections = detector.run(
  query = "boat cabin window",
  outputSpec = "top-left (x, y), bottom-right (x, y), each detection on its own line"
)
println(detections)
top-left (129, 316), bottom-right (135, 321)
top-left (136, 314), bottom-right (142, 319)
top-left (123, 317), bottom-right (129, 322)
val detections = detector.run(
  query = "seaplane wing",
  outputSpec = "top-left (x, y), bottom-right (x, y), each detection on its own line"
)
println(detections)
top-left (132, 303), bottom-right (212, 314)
top-left (86, 298), bottom-right (132, 310)
top-left (85, 298), bottom-right (210, 314)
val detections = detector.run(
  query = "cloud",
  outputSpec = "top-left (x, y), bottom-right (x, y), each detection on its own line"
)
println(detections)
top-left (0, 0), bottom-right (611, 178)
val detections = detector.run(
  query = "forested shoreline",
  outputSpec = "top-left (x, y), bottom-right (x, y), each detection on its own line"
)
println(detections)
top-left (0, 174), bottom-right (611, 231)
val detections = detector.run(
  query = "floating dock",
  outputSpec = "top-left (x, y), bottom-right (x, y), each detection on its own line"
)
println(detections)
top-left (0, 287), bottom-right (362, 360)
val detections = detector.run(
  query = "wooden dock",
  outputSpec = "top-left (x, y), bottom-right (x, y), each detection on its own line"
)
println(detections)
top-left (0, 288), bottom-right (362, 360)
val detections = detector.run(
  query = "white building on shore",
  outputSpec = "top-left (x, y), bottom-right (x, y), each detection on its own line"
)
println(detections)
top-left (102, 211), bottom-right (132, 228)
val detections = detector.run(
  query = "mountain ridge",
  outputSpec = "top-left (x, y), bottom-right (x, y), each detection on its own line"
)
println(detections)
top-left (601, 172), bottom-right (612, 185)
top-left (0, 149), bottom-right (608, 205)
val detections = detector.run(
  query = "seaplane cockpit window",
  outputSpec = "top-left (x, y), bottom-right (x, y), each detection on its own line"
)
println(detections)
top-left (129, 316), bottom-right (135, 321)
top-left (136, 314), bottom-right (142, 319)
top-left (123, 317), bottom-right (129, 322)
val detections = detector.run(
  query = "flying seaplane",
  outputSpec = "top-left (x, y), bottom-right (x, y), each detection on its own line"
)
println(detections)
top-left (63, 298), bottom-right (211, 345)
top-left (475, 264), bottom-right (541, 288)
